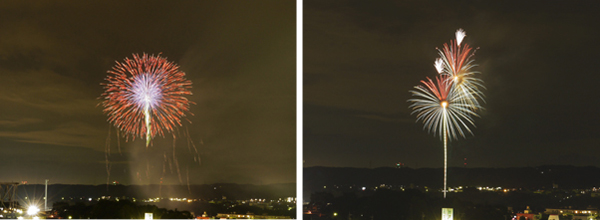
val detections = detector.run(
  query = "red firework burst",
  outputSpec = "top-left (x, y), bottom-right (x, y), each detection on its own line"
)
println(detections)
top-left (100, 53), bottom-right (193, 144)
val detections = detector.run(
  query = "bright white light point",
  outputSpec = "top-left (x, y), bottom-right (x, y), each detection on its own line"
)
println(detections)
top-left (434, 58), bottom-right (444, 73)
top-left (27, 206), bottom-right (39, 215)
top-left (441, 101), bottom-right (448, 108)
top-left (456, 28), bottom-right (466, 45)
top-left (132, 74), bottom-right (162, 109)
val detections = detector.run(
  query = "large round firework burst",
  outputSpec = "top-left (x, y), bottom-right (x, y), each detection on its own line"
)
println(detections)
top-left (100, 53), bottom-right (194, 147)
top-left (409, 75), bottom-right (480, 141)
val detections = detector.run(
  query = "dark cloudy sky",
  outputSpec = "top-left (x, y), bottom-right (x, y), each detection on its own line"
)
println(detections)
top-left (0, 1), bottom-right (295, 185)
top-left (304, 0), bottom-right (600, 169)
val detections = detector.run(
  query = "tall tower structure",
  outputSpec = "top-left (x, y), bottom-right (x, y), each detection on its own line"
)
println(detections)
top-left (0, 182), bottom-right (19, 212)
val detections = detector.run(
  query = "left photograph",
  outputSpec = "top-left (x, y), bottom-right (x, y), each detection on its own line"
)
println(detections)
top-left (0, 1), bottom-right (296, 219)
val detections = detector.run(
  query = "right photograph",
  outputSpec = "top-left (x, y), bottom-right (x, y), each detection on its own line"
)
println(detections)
top-left (303, 1), bottom-right (600, 220)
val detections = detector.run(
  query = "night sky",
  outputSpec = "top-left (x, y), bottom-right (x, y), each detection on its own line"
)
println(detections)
top-left (0, 1), bottom-right (296, 185)
top-left (304, 0), bottom-right (600, 169)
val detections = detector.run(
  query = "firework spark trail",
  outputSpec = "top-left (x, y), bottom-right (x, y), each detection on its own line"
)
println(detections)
top-left (106, 127), bottom-right (111, 155)
top-left (100, 53), bottom-right (194, 147)
top-left (408, 29), bottom-right (485, 199)
top-left (115, 127), bottom-right (122, 155)
top-left (175, 158), bottom-right (182, 183)
top-left (186, 127), bottom-right (201, 165)
top-left (174, 138), bottom-right (183, 183)
top-left (186, 167), bottom-right (191, 195)
top-left (168, 152), bottom-right (174, 174)
top-left (186, 129), bottom-right (192, 153)
top-left (105, 126), bottom-right (112, 189)
top-left (160, 153), bottom-right (167, 197)
top-left (146, 160), bottom-right (150, 180)
top-left (163, 152), bottom-right (168, 175)
top-left (198, 139), bottom-right (203, 165)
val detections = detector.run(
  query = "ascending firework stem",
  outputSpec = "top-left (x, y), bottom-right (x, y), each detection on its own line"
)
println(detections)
top-left (443, 109), bottom-right (448, 199)
top-left (144, 105), bottom-right (151, 147)
top-left (408, 29), bottom-right (484, 200)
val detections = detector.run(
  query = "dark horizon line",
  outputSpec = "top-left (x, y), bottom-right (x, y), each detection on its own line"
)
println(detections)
top-left (304, 164), bottom-right (600, 169)
top-left (6, 182), bottom-right (296, 186)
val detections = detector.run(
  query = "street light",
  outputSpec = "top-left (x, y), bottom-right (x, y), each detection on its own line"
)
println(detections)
top-left (27, 205), bottom-right (40, 216)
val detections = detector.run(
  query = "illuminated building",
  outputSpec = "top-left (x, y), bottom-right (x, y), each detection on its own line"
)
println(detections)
top-left (515, 206), bottom-right (535, 220)
top-left (545, 208), bottom-right (598, 215)
top-left (545, 208), bottom-right (597, 220)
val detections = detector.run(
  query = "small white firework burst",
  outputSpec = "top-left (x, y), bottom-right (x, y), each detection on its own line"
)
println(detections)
top-left (455, 28), bottom-right (466, 45)
top-left (434, 58), bottom-right (444, 74)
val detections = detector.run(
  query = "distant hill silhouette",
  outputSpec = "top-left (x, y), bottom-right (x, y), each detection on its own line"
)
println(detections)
top-left (304, 165), bottom-right (600, 195)
top-left (15, 183), bottom-right (295, 208)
